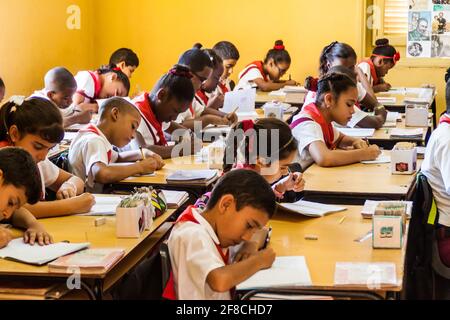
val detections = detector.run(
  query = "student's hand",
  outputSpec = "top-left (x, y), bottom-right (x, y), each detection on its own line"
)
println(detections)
top-left (225, 112), bottom-right (238, 126)
top-left (282, 172), bottom-right (306, 193)
top-left (149, 154), bottom-right (165, 170)
top-left (255, 248), bottom-right (276, 270)
top-left (139, 156), bottom-right (165, 174)
top-left (207, 94), bottom-right (224, 110)
top-left (70, 193), bottom-right (96, 214)
top-left (234, 241), bottom-right (258, 262)
top-left (361, 145), bottom-right (381, 161)
top-left (378, 83), bottom-right (392, 92)
top-left (285, 80), bottom-right (298, 86)
top-left (23, 223), bottom-right (53, 246)
top-left (0, 227), bottom-right (12, 249)
top-left (76, 103), bottom-right (99, 114)
top-left (352, 139), bottom-right (370, 150)
top-left (374, 105), bottom-right (387, 117)
top-left (73, 109), bottom-right (93, 124)
top-left (56, 182), bottom-right (78, 200)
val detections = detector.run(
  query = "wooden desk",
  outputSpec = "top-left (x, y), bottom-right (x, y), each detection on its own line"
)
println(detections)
top-left (256, 91), bottom-right (305, 107)
top-left (302, 152), bottom-right (421, 204)
top-left (0, 209), bottom-right (178, 300)
top-left (263, 205), bottom-right (407, 299)
top-left (369, 119), bottom-right (430, 148)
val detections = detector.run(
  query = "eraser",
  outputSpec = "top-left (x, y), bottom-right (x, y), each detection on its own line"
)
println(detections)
top-left (94, 217), bottom-right (106, 227)
top-left (304, 234), bottom-right (318, 240)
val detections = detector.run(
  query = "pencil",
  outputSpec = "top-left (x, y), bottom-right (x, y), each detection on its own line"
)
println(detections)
top-left (339, 216), bottom-right (346, 224)
top-left (140, 147), bottom-right (146, 160)
top-left (231, 107), bottom-right (239, 114)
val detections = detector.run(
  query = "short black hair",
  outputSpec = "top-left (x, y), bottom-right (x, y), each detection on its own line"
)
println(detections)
top-left (206, 169), bottom-right (276, 218)
top-left (264, 40), bottom-right (291, 65)
top-left (97, 64), bottom-right (131, 96)
top-left (0, 147), bottom-right (41, 205)
top-left (44, 67), bottom-right (77, 92)
top-left (109, 48), bottom-right (140, 67)
top-left (150, 65), bottom-right (195, 104)
top-left (213, 41), bottom-right (240, 61)
top-left (99, 97), bottom-right (139, 120)
top-left (178, 43), bottom-right (213, 73)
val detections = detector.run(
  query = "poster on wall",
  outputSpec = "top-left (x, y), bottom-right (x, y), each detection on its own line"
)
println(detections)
top-left (408, 0), bottom-right (450, 57)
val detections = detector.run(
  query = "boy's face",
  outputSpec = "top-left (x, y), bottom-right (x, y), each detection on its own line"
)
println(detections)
top-left (0, 87), bottom-right (5, 103)
top-left (9, 129), bottom-right (57, 163)
top-left (0, 176), bottom-right (27, 221)
top-left (100, 74), bottom-right (128, 99)
top-left (191, 67), bottom-right (213, 92)
top-left (156, 91), bottom-right (190, 122)
top-left (48, 86), bottom-right (76, 109)
top-left (216, 195), bottom-right (270, 248)
top-left (202, 64), bottom-right (224, 93)
top-left (327, 87), bottom-right (358, 126)
top-left (110, 108), bottom-right (141, 148)
top-left (221, 59), bottom-right (238, 81)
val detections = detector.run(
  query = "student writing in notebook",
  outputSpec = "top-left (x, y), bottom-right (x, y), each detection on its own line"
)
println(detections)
top-left (358, 38), bottom-right (400, 93)
top-left (164, 170), bottom-right (276, 300)
top-left (291, 71), bottom-right (381, 168)
top-left (30, 67), bottom-right (92, 128)
top-left (0, 148), bottom-right (53, 248)
top-left (0, 98), bottom-right (95, 218)
top-left (212, 41), bottom-right (240, 93)
top-left (304, 41), bottom-right (387, 129)
top-left (69, 97), bottom-right (165, 193)
top-left (109, 48), bottom-right (140, 79)
top-left (235, 40), bottom-right (298, 92)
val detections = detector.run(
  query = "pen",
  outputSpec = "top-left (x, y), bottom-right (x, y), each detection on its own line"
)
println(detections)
top-left (262, 226), bottom-right (272, 250)
top-left (140, 147), bottom-right (146, 160)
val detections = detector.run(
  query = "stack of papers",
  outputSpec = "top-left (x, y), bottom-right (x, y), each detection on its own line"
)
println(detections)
top-left (390, 128), bottom-right (423, 139)
top-left (79, 195), bottom-right (123, 216)
top-left (237, 256), bottom-right (312, 290)
top-left (166, 170), bottom-right (219, 185)
top-left (278, 200), bottom-right (347, 217)
top-left (334, 262), bottom-right (397, 287)
top-left (161, 190), bottom-right (189, 209)
top-left (361, 200), bottom-right (412, 219)
top-left (282, 86), bottom-right (308, 94)
top-left (337, 128), bottom-right (375, 138)
top-left (377, 97), bottom-right (397, 104)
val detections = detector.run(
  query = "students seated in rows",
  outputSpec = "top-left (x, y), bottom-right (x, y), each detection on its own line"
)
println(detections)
top-left (72, 65), bottom-right (131, 119)
top-left (164, 169), bottom-right (276, 300)
top-left (129, 65), bottom-right (201, 159)
top-left (0, 147), bottom-right (53, 248)
top-left (304, 41), bottom-right (387, 129)
top-left (291, 72), bottom-right (381, 169)
top-left (212, 41), bottom-right (240, 94)
top-left (235, 40), bottom-right (298, 91)
top-left (422, 74), bottom-right (450, 268)
top-left (0, 98), bottom-right (94, 218)
top-left (31, 67), bottom-right (92, 128)
top-left (0, 77), bottom-right (5, 103)
top-left (109, 48), bottom-right (140, 79)
top-left (69, 97), bottom-right (165, 193)
top-left (176, 44), bottom-right (237, 130)
top-left (358, 38), bottom-right (399, 93)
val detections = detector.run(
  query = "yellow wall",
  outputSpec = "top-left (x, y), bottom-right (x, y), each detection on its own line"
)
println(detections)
top-left (0, 0), bottom-right (95, 98)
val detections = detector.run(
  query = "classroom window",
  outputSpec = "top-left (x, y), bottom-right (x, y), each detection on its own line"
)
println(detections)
top-left (372, 0), bottom-right (409, 46)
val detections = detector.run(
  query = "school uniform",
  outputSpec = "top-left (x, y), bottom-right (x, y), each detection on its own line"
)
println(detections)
top-left (74, 71), bottom-right (102, 103)
top-left (30, 89), bottom-right (75, 117)
top-left (358, 60), bottom-right (380, 87)
top-left (290, 103), bottom-right (342, 169)
top-left (303, 81), bottom-right (369, 128)
top-left (215, 79), bottom-right (232, 95)
top-left (175, 91), bottom-right (207, 124)
top-left (235, 61), bottom-right (268, 91)
top-left (68, 124), bottom-right (119, 193)
top-left (165, 206), bottom-right (233, 300)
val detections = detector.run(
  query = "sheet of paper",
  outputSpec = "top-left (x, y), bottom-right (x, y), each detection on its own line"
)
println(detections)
top-left (222, 88), bottom-right (256, 113)
top-left (377, 97), bottom-right (397, 104)
top-left (337, 128), bottom-right (375, 138)
top-left (361, 154), bottom-right (391, 164)
top-left (278, 200), bottom-right (347, 217)
top-left (390, 128), bottom-right (423, 137)
top-left (167, 170), bottom-right (218, 181)
top-left (334, 262), bottom-right (397, 287)
top-left (237, 256), bottom-right (312, 290)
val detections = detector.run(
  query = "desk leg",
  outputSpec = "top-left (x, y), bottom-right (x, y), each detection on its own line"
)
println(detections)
top-left (93, 279), bottom-right (104, 300)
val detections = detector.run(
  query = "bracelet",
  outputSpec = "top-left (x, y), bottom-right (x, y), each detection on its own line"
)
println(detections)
top-left (61, 181), bottom-right (78, 195)
top-left (375, 105), bottom-right (385, 111)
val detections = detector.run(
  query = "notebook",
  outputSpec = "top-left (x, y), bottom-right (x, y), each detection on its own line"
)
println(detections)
top-left (361, 154), bottom-right (391, 164)
top-left (337, 128), bottom-right (375, 138)
top-left (0, 238), bottom-right (90, 266)
top-left (377, 97), bottom-right (397, 104)
top-left (334, 262), bottom-right (397, 287)
top-left (361, 200), bottom-right (413, 219)
top-left (403, 97), bottom-right (430, 104)
top-left (282, 85), bottom-right (308, 94)
top-left (161, 190), bottom-right (189, 209)
top-left (222, 88), bottom-right (256, 114)
top-left (237, 256), bottom-right (312, 290)
top-left (79, 195), bottom-right (123, 216)
top-left (166, 170), bottom-right (219, 185)
top-left (48, 248), bottom-right (125, 275)
top-left (278, 200), bottom-right (347, 217)
top-left (390, 128), bottom-right (423, 139)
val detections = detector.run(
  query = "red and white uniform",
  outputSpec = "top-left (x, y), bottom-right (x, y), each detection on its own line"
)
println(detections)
top-left (235, 61), bottom-right (268, 91)
top-left (74, 71), bottom-right (102, 103)
top-left (175, 91), bottom-right (208, 123)
top-left (358, 59), bottom-right (380, 87)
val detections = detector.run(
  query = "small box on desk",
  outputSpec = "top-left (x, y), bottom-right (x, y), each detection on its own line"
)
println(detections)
top-left (372, 202), bottom-right (407, 249)
top-left (405, 104), bottom-right (428, 127)
top-left (116, 205), bottom-right (153, 238)
top-left (263, 102), bottom-right (284, 120)
top-left (391, 142), bottom-right (417, 175)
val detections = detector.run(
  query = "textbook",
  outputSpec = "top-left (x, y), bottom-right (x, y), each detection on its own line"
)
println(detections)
top-left (334, 262), bottom-right (397, 287)
top-left (361, 200), bottom-right (412, 219)
top-left (337, 128), bottom-right (375, 138)
top-left (166, 170), bottom-right (219, 185)
top-left (237, 256), bottom-right (312, 290)
top-left (79, 195), bottom-right (123, 216)
top-left (0, 238), bottom-right (90, 266)
top-left (161, 190), bottom-right (189, 209)
top-left (48, 248), bottom-right (125, 275)
top-left (278, 200), bottom-right (347, 217)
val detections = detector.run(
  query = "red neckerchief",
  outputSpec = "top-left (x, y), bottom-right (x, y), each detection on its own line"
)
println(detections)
top-left (162, 205), bottom-right (234, 300)
top-left (195, 90), bottom-right (209, 107)
top-left (440, 113), bottom-right (450, 125)
top-left (79, 124), bottom-right (112, 163)
top-left (189, 103), bottom-right (194, 117)
top-left (362, 59), bottom-right (380, 86)
top-left (218, 82), bottom-right (229, 94)
top-left (76, 71), bottom-right (102, 101)
top-left (291, 103), bottom-right (337, 150)
top-left (133, 93), bottom-right (168, 146)
top-left (239, 61), bottom-right (268, 81)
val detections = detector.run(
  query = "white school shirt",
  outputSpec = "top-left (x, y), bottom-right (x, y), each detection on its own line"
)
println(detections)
top-left (421, 123), bottom-right (450, 227)
top-left (127, 120), bottom-right (171, 151)
top-left (38, 159), bottom-right (60, 199)
top-left (175, 97), bottom-right (206, 124)
top-left (291, 111), bottom-right (342, 169)
top-left (168, 207), bottom-right (232, 300)
top-left (30, 89), bottom-right (75, 117)
top-left (358, 62), bottom-right (375, 87)
top-left (74, 71), bottom-right (96, 103)
top-left (68, 124), bottom-right (119, 193)
top-left (235, 66), bottom-right (265, 91)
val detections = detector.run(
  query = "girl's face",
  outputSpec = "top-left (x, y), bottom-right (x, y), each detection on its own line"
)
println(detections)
top-left (191, 67), bottom-right (213, 92)
top-left (327, 87), bottom-right (358, 126)
top-left (155, 89), bottom-right (190, 123)
top-left (202, 64), bottom-right (224, 93)
top-left (100, 74), bottom-right (128, 99)
top-left (266, 59), bottom-right (290, 81)
top-left (374, 57), bottom-right (395, 77)
top-left (257, 150), bottom-right (297, 184)
top-left (9, 128), bottom-right (57, 163)
top-left (0, 177), bottom-right (26, 221)
top-left (221, 59), bottom-right (238, 81)
top-left (117, 62), bottom-right (137, 79)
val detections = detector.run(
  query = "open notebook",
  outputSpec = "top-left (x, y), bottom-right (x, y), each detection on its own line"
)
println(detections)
top-left (79, 195), bottom-right (123, 216)
top-left (161, 190), bottom-right (189, 209)
top-left (337, 128), bottom-right (375, 138)
top-left (237, 256), bottom-right (312, 290)
top-left (278, 200), bottom-right (347, 217)
top-left (166, 170), bottom-right (219, 185)
top-left (0, 238), bottom-right (90, 266)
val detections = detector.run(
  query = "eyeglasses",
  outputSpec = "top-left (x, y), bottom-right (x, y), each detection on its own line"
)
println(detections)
top-left (192, 71), bottom-right (208, 83)
top-left (275, 64), bottom-right (288, 76)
